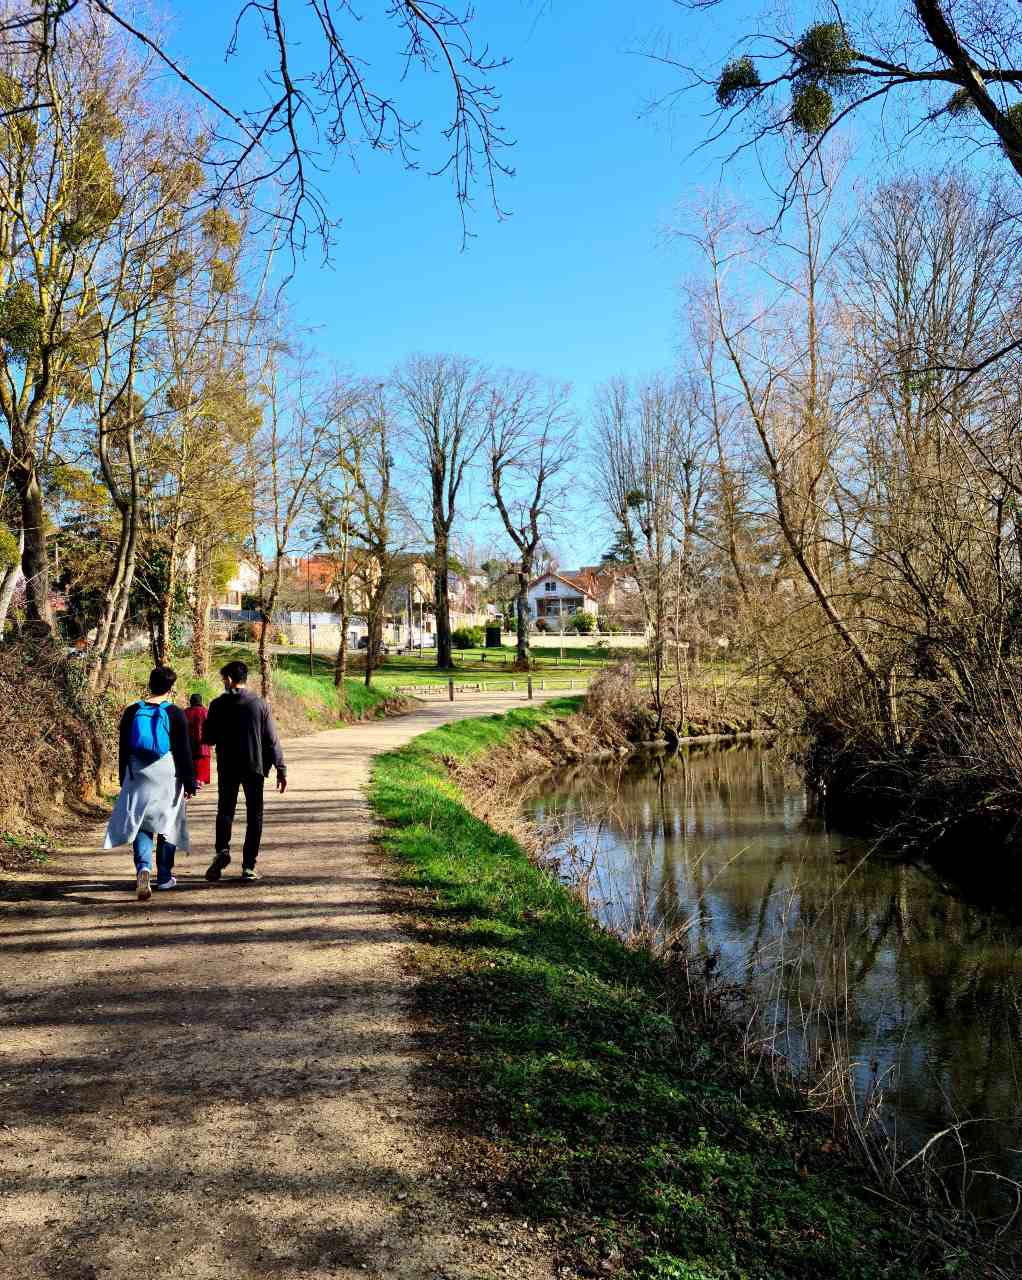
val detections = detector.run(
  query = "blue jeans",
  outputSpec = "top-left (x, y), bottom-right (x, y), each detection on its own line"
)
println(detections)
top-left (133, 831), bottom-right (176, 884)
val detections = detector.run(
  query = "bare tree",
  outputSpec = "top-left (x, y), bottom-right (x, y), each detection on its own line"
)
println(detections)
top-left (4, 2), bottom-right (512, 257)
top-left (675, 2), bottom-right (1022, 214)
top-left (593, 375), bottom-right (710, 731)
top-left (333, 389), bottom-right (413, 688)
top-left (394, 353), bottom-right (486, 670)
top-left (248, 358), bottom-right (333, 698)
top-left (487, 372), bottom-right (576, 668)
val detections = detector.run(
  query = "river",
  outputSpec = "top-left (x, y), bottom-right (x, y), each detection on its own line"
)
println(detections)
top-left (522, 741), bottom-right (1022, 1224)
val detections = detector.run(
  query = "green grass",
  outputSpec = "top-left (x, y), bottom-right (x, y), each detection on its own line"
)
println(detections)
top-left (115, 645), bottom-right (394, 726)
top-left (370, 644), bottom-right (617, 691)
top-left (369, 705), bottom-right (987, 1280)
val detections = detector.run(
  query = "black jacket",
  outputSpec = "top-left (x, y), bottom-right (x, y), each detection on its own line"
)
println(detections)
top-left (118, 701), bottom-right (197, 791)
top-left (202, 687), bottom-right (287, 778)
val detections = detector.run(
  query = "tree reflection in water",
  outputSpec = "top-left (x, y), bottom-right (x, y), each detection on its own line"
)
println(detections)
top-left (523, 744), bottom-right (1022, 1223)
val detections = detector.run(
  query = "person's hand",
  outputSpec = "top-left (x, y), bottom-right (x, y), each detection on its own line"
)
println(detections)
top-left (277, 775), bottom-right (288, 794)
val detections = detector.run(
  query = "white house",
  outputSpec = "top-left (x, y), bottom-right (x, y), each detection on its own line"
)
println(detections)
top-left (218, 559), bottom-right (260, 608)
top-left (526, 571), bottom-right (599, 626)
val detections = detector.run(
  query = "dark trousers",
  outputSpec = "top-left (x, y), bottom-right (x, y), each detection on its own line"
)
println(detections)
top-left (215, 772), bottom-right (265, 867)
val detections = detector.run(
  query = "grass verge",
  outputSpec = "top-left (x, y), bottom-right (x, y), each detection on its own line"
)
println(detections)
top-left (370, 704), bottom-right (992, 1280)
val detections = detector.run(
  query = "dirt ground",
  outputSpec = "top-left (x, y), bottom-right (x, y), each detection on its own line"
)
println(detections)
top-left (0, 693), bottom-right (564, 1280)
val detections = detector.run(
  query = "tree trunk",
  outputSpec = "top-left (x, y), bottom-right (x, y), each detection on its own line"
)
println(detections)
top-left (155, 542), bottom-right (180, 665)
top-left (259, 559), bottom-right (282, 700)
top-left (364, 602), bottom-right (382, 687)
top-left (17, 468), bottom-right (52, 630)
top-left (434, 537), bottom-right (453, 670)
top-left (0, 527), bottom-right (25, 640)
top-left (333, 528), bottom-right (351, 690)
top-left (192, 589), bottom-right (210, 678)
top-left (334, 583), bottom-right (349, 692)
top-left (515, 565), bottom-right (530, 667)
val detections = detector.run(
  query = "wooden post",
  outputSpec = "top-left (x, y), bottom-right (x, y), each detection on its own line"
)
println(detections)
top-left (512, 679), bottom-right (517, 692)
top-left (527, 676), bottom-right (533, 700)
top-left (541, 678), bottom-right (546, 690)
top-left (448, 679), bottom-right (454, 701)
top-left (569, 678), bottom-right (574, 690)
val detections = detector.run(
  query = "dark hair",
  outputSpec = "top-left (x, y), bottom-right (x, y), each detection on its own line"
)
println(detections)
top-left (189, 692), bottom-right (204, 707)
top-left (149, 666), bottom-right (177, 695)
top-left (220, 659), bottom-right (248, 684)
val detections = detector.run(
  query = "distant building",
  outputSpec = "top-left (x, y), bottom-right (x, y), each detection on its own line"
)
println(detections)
top-left (526, 571), bottom-right (600, 625)
top-left (216, 559), bottom-right (260, 609)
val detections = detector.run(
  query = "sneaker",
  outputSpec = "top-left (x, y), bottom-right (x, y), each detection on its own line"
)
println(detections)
top-left (205, 852), bottom-right (231, 883)
top-left (136, 869), bottom-right (152, 901)
top-left (241, 867), bottom-right (260, 882)
top-left (155, 876), bottom-right (177, 891)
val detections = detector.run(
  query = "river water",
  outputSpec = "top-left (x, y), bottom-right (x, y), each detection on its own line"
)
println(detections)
top-left (522, 742), bottom-right (1022, 1222)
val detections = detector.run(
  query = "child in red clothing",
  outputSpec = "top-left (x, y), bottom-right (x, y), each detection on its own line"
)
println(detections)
top-left (185, 693), bottom-right (212, 786)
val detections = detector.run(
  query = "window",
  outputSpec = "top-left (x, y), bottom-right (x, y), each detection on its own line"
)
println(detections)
top-left (544, 580), bottom-right (557, 592)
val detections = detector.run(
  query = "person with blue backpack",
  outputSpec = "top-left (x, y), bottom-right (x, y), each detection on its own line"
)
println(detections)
top-left (104, 665), bottom-right (197, 900)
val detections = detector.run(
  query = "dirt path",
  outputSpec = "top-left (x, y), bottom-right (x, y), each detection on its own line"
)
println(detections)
top-left (0, 694), bottom-right (563, 1280)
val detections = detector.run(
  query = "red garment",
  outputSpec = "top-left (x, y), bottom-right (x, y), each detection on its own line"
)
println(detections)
top-left (184, 705), bottom-right (212, 779)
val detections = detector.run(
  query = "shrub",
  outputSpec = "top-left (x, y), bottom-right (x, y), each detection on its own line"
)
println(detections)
top-left (582, 660), bottom-right (651, 743)
top-left (535, 617), bottom-right (549, 633)
top-left (571, 610), bottom-right (596, 635)
top-left (452, 625), bottom-right (485, 649)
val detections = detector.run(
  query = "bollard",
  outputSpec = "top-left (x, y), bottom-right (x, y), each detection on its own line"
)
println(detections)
top-left (578, 658), bottom-right (582, 670)
top-left (541, 678), bottom-right (546, 690)
top-left (527, 676), bottom-right (533, 700)
top-left (569, 678), bottom-right (574, 690)
top-left (512, 679), bottom-right (516, 691)
top-left (448, 678), bottom-right (454, 702)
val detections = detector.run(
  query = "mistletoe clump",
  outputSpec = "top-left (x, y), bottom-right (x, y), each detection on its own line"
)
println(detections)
top-left (789, 21), bottom-right (859, 135)
top-left (59, 143), bottom-right (123, 247)
top-left (716, 55), bottom-right (760, 108)
top-left (793, 22), bottom-right (856, 83)
top-left (792, 84), bottom-right (835, 134)
top-left (0, 280), bottom-right (44, 363)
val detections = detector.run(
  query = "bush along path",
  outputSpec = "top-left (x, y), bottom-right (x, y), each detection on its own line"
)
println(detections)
top-left (370, 708), bottom-right (1007, 1280)
top-left (0, 691), bottom-right (569, 1280)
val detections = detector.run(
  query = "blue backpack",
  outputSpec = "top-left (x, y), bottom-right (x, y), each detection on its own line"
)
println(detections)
top-left (130, 701), bottom-right (171, 764)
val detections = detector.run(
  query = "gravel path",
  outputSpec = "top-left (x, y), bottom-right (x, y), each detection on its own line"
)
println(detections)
top-left (0, 693), bottom-right (562, 1280)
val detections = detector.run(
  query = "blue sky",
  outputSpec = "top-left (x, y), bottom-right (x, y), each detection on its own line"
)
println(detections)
top-left (157, 2), bottom-right (910, 564)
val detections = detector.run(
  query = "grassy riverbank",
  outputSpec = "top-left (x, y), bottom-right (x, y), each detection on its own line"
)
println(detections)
top-left (370, 705), bottom-right (995, 1280)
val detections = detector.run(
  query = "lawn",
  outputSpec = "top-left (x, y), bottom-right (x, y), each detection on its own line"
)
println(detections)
top-left (115, 644), bottom-right (395, 726)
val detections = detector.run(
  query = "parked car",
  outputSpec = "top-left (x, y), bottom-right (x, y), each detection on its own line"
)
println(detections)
top-left (356, 635), bottom-right (390, 655)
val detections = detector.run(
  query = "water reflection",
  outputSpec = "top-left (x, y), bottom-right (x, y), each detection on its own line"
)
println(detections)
top-left (523, 743), bottom-right (1022, 1221)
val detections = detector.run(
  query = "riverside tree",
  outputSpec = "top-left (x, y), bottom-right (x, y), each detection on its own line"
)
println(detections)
top-left (684, 144), bottom-right (1022, 840)
top-left (593, 376), bottom-right (712, 730)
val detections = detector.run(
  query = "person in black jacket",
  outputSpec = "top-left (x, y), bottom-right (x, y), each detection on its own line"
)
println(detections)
top-left (202, 659), bottom-right (288, 883)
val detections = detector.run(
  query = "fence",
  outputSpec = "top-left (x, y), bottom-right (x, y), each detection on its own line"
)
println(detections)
top-left (391, 676), bottom-right (588, 700)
